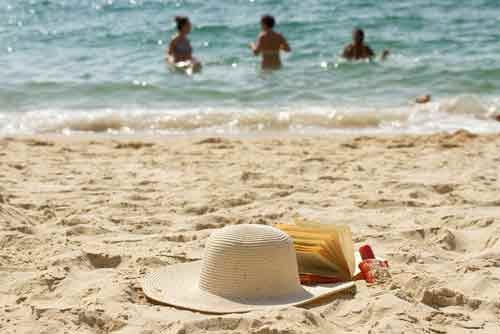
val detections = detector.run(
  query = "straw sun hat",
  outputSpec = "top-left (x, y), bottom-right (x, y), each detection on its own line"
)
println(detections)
top-left (143, 224), bottom-right (355, 314)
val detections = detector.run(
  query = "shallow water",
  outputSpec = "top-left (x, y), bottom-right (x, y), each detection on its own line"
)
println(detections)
top-left (1, 0), bottom-right (499, 135)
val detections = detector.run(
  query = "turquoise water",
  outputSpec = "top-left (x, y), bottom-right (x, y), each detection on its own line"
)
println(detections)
top-left (1, 0), bottom-right (500, 134)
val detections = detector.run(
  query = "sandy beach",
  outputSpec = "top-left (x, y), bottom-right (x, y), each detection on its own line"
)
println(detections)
top-left (1, 131), bottom-right (499, 333)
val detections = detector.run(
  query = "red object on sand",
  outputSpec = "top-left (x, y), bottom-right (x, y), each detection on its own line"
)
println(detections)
top-left (359, 244), bottom-right (375, 260)
top-left (359, 259), bottom-right (390, 283)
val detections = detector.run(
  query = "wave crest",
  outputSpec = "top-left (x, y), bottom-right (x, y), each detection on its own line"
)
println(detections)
top-left (1, 96), bottom-right (499, 135)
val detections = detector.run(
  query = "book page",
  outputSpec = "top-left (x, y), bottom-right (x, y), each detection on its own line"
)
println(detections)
top-left (294, 219), bottom-right (355, 277)
top-left (276, 222), bottom-right (354, 279)
top-left (295, 251), bottom-right (344, 277)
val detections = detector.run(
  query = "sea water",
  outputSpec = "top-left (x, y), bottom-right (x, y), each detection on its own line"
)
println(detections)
top-left (1, 0), bottom-right (499, 135)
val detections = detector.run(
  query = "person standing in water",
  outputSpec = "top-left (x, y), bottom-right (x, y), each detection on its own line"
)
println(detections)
top-left (250, 15), bottom-right (291, 70)
top-left (166, 16), bottom-right (201, 73)
top-left (342, 28), bottom-right (389, 61)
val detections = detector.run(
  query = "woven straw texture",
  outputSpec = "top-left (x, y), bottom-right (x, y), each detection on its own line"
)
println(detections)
top-left (142, 224), bottom-right (355, 314)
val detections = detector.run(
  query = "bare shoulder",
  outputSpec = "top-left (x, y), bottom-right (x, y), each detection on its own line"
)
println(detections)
top-left (170, 34), bottom-right (181, 43)
top-left (343, 44), bottom-right (354, 56)
top-left (275, 31), bottom-right (286, 40)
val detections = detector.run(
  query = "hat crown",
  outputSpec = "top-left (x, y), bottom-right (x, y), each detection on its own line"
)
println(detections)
top-left (198, 224), bottom-right (303, 300)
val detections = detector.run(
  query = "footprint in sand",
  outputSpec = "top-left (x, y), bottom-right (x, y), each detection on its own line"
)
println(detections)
top-left (166, 308), bottom-right (336, 334)
top-left (302, 157), bottom-right (327, 163)
top-left (114, 142), bottom-right (154, 150)
top-left (84, 251), bottom-right (122, 269)
top-left (219, 193), bottom-right (256, 209)
top-left (0, 203), bottom-right (35, 234)
top-left (195, 137), bottom-right (229, 145)
top-left (184, 204), bottom-right (214, 216)
top-left (49, 251), bottom-right (107, 270)
top-left (420, 287), bottom-right (482, 309)
top-left (270, 190), bottom-right (293, 198)
top-left (24, 139), bottom-right (54, 147)
top-left (125, 281), bottom-right (149, 305)
top-left (387, 141), bottom-right (416, 149)
top-left (432, 184), bottom-right (455, 195)
top-left (340, 143), bottom-right (359, 149)
top-left (254, 183), bottom-right (293, 190)
top-left (317, 176), bottom-right (349, 182)
top-left (161, 233), bottom-right (198, 242)
top-left (65, 225), bottom-right (111, 236)
top-left (128, 194), bottom-right (152, 201)
top-left (356, 199), bottom-right (424, 209)
top-left (74, 309), bottom-right (127, 332)
top-left (194, 222), bottom-right (226, 231)
top-left (408, 191), bottom-right (428, 199)
top-left (433, 229), bottom-right (457, 251)
top-left (400, 226), bottom-right (457, 251)
top-left (211, 144), bottom-right (235, 150)
top-left (190, 214), bottom-right (237, 231)
top-left (241, 171), bottom-right (262, 182)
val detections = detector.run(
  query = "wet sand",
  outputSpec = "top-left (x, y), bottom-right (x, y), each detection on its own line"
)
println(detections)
top-left (1, 131), bottom-right (499, 333)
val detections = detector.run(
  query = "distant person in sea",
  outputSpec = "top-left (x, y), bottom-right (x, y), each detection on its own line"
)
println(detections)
top-left (166, 16), bottom-right (201, 74)
top-left (415, 94), bottom-right (431, 104)
top-left (342, 28), bottom-right (389, 61)
top-left (250, 15), bottom-right (291, 70)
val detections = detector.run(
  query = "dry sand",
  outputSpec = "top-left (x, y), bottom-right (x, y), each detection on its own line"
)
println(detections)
top-left (1, 131), bottom-right (499, 333)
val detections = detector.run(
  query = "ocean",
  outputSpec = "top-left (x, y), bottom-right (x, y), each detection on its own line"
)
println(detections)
top-left (1, 0), bottom-right (500, 135)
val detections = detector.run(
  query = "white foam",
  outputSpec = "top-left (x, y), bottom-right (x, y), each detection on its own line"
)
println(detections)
top-left (438, 95), bottom-right (489, 117)
top-left (1, 96), bottom-right (499, 136)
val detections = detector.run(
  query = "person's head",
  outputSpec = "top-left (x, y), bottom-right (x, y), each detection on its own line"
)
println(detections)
top-left (352, 28), bottom-right (365, 45)
top-left (261, 15), bottom-right (275, 31)
top-left (175, 16), bottom-right (191, 34)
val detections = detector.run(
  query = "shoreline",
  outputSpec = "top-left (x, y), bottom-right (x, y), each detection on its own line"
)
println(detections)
top-left (2, 126), bottom-right (500, 141)
top-left (1, 131), bottom-right (499, 333)
top-left (1, 94), bottom-right (499, 137)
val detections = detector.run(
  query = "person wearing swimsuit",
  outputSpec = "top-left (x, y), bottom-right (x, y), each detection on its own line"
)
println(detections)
top-left (342, 28), bottom-right (389, 61)
top-left (250, 15), bottom-right (291, 70)
top-left (167, 16), bottom-right (201, 73)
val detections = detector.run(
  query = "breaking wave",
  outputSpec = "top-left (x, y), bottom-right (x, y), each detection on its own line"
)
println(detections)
top-left (1, 95), bottom-right (499, 135)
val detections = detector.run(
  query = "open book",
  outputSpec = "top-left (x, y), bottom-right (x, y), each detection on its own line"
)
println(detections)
top-left (276, 217), bottom-right (361, 282)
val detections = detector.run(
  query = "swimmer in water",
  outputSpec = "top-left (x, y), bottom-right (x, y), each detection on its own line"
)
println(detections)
top-left (250, 15), bottom-right (291, 70)
top-left (415, 95), bottom-right (432, 104)
top-left (166, 16), bottom-right (201, 73)
top-left (342, 28), bottom-right (389, 61)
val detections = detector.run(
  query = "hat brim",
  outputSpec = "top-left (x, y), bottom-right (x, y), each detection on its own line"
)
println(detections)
top-left (142, 261), bottom-right (356, 314)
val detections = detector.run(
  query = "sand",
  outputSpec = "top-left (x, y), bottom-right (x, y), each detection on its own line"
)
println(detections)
top-left (1, 131), bottom-right (499, 333)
